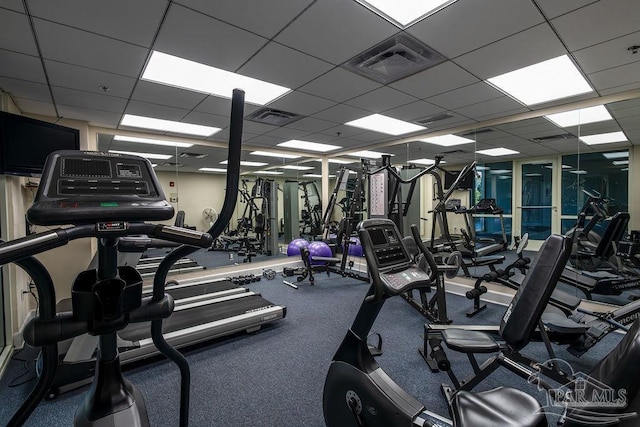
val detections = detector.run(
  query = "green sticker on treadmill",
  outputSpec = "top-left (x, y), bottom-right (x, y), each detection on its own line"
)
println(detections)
top-left (100, 202), bottom-right (118, 207)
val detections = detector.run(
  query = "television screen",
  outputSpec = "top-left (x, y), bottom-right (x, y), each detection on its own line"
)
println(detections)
top-left (0, 111), bottom-right (80, 177)
top-left (444, 169), bottom-right (475, 190)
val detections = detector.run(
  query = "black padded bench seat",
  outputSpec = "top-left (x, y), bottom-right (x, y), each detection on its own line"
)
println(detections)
top-left (469, 254), bottom-right (504, 266)
top-left (452, 387), bottom-right (547, 427)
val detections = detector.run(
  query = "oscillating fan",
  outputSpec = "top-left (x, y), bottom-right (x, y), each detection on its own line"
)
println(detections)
top-left (202, 207), bottom-right (218, 228)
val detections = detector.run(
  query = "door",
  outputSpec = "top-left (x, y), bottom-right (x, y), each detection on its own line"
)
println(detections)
top-left (515, 159), bottom-right (560, 249)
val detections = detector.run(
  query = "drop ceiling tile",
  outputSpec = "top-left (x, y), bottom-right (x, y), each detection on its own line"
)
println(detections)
top-left (274, 0), bottom-right (398, 65)
top-left (551, 0), bottom-right (639, 51)
top-left (176, 0), bottom-right (314, 39)
top-left (311, 104), bottom-right (370, 124)
top-left (1, 1), bottom-right (24, 12)
top-left (242, 121), bottom-right (279, 135)
top-left (573, 32), bottom-right (640, 74)
top-left (382, 100), bottom-right (443, 122)
top-left (408, 0), bottom-right (543, 58)
top-left (34, 19), bottom-right (148, 77)
top-left (153, 4), bottom-right (266, 72)
top-left (465, 104), bottom-right (529, 121)
top-left (238, 42), bottom-right (334, 89)
top-left (245, 134), bottom-right (284, 146)
top-left (426, 82), bottom-right (505, 110)
top-left (0, 8), bottom-right (38, 55)
top-left (426, 116), bottom-right (476, 131)
top-left (454, 24), bottom-right (566, 79)
top-left (195, 96), bottom-right (260, 117)
top-left (0, 77), bottom-right (50, 102)
top-left (0, 49), bottom-right (46, 83)
top-left (535, 0), bottom-right (598, 19)
top-left (51, 87), bottom-right (127, 114)
top-left (344, 87), bottom-right (419, 113)
top-left (57, 104), bottom-right (122, 126)
top-left (390, 61), bottom-right (478, 99)
top-left (298, 67), bottom-right (381, 103)
top-left (264, 127), bottom-right (310, 140)
top-left (27, 0), bottom-right (167, 47)
top-left (588, 60), bottom-right (640, 91)
top-left (318, 124), bottom-right (369, 139)
top-left (131, 81), bottom-right (208, 110)
top-left (13, 97), bottom-right (56, 116)
top-left (599, 81), bottom-right (640, 96)
top-left (181, 110), bottom-right (229, 129)
top-left (288, 117), bottom-right (335, 133)
top-left (350, 130), bottom-right (395, 142)
top-left (267, 90), bottom-right (336, 116)
top-left (45, 60), bottom-right (137, 98)
top-left (124, 100), bottom-right (192, 121)
top-left (607, 98), bottom-right (640, 111)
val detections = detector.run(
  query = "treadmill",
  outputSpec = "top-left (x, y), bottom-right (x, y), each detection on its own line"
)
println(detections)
top-left (32, 92), bottom-right (287, 399)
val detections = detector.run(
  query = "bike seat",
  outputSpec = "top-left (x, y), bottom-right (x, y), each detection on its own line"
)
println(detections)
top-left (451, 387), bottom-right (546, 427)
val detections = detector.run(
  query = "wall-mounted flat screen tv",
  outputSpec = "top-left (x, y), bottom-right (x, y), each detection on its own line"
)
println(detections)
top-left (0, 111), bottom-right (80, 177)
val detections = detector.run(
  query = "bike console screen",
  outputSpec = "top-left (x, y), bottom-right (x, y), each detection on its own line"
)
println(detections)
top-left (360, 219), bottom-right (432, 295)
top-left (27, 150), bottom-right (174, 226)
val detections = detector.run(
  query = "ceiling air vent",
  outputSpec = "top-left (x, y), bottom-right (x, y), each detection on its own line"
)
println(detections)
top-left (179, 152), bottom-right (208, 159)
top-left (343, 33), bottom-right (445, 84)
top-left (162, 162), bottom-right (185, 167)
top-left (441, 149), bottom-right (466, 155)
top-left (246, 108), bottom-right (304, 126)
top-left (530, 133), bottom-right (575, 143)
top-left (414, 112), bottom-right (453, 126)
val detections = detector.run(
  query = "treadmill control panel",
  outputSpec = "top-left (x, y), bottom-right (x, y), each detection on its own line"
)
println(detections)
top-left (359, 219), bottom-right (432, 295)
top-left (27, 150), bottom-right (174, 226)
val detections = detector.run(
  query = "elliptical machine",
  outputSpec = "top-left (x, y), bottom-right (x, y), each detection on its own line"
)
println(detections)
top-left (1, 89), bottom-right (246, 426)
top-left (322, 219), bottom-right (546, 426)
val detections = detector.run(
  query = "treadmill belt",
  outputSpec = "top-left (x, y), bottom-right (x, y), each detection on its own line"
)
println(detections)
top-left (162, 280), bottom-right (241, 300)
top-left (120, 295), bottom-right (275, 342)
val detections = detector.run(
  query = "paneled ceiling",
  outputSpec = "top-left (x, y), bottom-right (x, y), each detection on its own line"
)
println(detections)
top-left (1, 0), bottom-right (640, 176)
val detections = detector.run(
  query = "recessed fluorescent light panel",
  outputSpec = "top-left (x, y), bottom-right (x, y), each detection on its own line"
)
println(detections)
top-left (313, 158), bottom-right (356, 164)
top-left (120, 114), bottom-right (220, 137)
top-left (613, 160), bottom-right (629, 166)
top-left (142, 51), bottom-right (291, 105)
top-left (356, 0), bottom-right (458, 28)
top-left (409, 158), bottom-right (436, 165)
top-left (489, 169), bottom-right (511, 175)
top-left (476, 148), bottom-right (519, 156)
top-left (113, 135), bottom-right (193, 148)
top-left (544, 105), bottom-right (612, 127)
top-left (108, 150), bottom-right (172, 160)
top-left (345, 114), bottom-right (426, 135)
top-left (199, 168), bottom-right (227, 173)
top-left (303, 174), bottom-right (336, 178)
top-left (421, 134), bottom-right (474, 147)
top-left (250, 151), bottom-right (300, 159)
top-left (487, 55), bottom-right (592, 106)
top-left (277, 140), bottom-right (341, 152)
top-left (602, 151), bottom-right (628, 159)
top-left (579, 131), bottom-right (627, 145)
top-left (220, 160), bottom-right (268, 167)
top-left (281, 165), bottom-right (314, 170)
top-left (570, 170), bottom-right (588, 175)
top-left (255, 170), bottom-right (284, 175)
top-left (347, 150), bottom-right (393, 159)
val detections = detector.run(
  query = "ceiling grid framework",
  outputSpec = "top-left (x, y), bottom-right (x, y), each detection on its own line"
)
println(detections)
top-left (0, 0), bottom-right (637, 174)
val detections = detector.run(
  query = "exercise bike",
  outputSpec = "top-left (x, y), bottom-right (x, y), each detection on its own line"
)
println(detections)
top-left (322, 219), bottom-right (546, 427)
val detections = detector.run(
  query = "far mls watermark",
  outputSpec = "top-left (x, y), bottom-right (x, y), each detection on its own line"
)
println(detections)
top-left (528, 359), bottom-right (637, 424)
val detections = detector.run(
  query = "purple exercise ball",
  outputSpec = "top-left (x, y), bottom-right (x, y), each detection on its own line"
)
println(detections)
top-left (308, 241), bottom-right (333, 265)
top-left (287, 238), bottom-right (310, 256)
top-left (347, 237), bottom-right (364, 257)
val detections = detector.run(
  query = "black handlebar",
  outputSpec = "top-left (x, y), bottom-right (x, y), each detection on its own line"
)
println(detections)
top-left (359, 229), bottom-right (384, 304)
top-left (410, 224), bottom-right (438, 283)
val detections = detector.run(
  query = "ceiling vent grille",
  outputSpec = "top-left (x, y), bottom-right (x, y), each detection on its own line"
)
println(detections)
top-left (441, 149), bottom-right (466, 155)
top-left (246, 108), bottom-right (304, 126)
top-left (343, 34), bottom-right (445, 84)
top-left (179, 152), bottom-right (208, 159)
top-left (530, 133), bottom-right (575, 143)
top-left (414, 112), bottom-right (453, 126)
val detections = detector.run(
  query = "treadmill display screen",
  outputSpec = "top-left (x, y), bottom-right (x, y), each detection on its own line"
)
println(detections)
top-left (116, 163), bottom-right (142, 178)
top-left (369, 228), bottom-right (387, 246)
